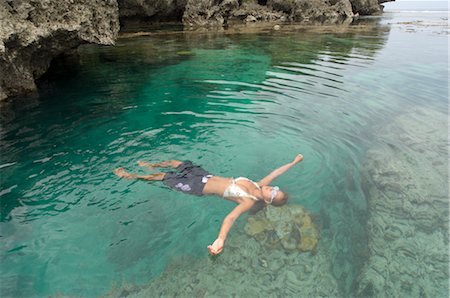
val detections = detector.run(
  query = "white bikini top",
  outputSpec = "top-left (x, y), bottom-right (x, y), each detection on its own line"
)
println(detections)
top-left (223, 177), bottom-right (261, 201)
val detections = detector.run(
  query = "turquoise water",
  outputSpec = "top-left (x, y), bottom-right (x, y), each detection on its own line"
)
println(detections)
top-left (1, 12), bottom-right (448, 298)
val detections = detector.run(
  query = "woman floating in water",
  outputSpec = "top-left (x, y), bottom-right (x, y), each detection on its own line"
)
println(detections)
top-left (114, 154), bottom-right (303, 255)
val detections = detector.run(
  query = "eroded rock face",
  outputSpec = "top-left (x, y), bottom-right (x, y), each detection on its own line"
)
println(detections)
top-left (245, 204), bottom-right (319, 252)
top-left (118, 0), bottom-right (187, 21)
top-left (183, 0), bottom-right (355, 27)
top-left (349, 0), bottom-right (382, 15)
top-left (118, 0), bottom-right (390, 27)
top-left (269, 0), bottom-right (354, 23)
top-left (183, 0), bottom-right (240, 27)
top-left (0, 0), bottom-right (119, 100)
top-left (230, 2), bottom-right (287, 23)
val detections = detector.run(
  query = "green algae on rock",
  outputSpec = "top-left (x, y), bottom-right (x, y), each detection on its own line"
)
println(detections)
top-left (103, 233), bottom-right (340, 298)
top-left (176, 50), bottom-right (194, 56)
top-left (244, 204), bottom-right (319, 253)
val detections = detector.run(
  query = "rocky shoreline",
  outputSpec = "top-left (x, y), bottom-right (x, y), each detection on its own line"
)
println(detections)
top-left (0, 0), bottom-right (392, 100)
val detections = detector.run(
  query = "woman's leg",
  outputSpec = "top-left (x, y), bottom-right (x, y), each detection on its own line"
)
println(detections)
top-left (114, 168), bottom-right (165, 181)
top-left (137, 160), bottom-right (183, 169)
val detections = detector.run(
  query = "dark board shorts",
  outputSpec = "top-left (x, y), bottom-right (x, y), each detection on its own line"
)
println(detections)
top-left (162, 161), bottom-right (212, 196)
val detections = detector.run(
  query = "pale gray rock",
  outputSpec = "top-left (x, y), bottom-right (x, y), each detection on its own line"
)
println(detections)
top-left (183, 0), bottom-right (240, 27)
top-left (0, 0), bottom-right (119, 100)
top-left (231, 2), bottom-right (287, 23)
top-left (349, 0), bottom-right (383, 15)
top-left (183, 0), bottom-right (356, 27)
top-left (268, 0), bottom-right (354, 23)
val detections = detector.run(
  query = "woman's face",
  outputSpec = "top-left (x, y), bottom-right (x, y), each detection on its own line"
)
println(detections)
top-left (261, 185), bottom-right (287, 205)
top-left (261, 185), bottom-right (274, 200)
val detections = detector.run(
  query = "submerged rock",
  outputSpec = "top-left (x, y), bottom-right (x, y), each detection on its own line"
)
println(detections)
top-left (357, 107), bottom-right (449, 297)
top-left (103, 233), bottom-right (341, 298)
top-left (0, 0), bottom-right (120, 100)
top-left (244, 204), bottom-right (319, 252)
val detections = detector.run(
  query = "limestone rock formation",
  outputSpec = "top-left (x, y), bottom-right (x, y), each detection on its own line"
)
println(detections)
top-left (183, 0), bottom-right (356, 26)
top-left (269, 0), bottom-right (354, 23)
top-left (118, 0), bottom-right (187, 22)
top-left (230, 2), bottom-right (287, 23)
top-left (117, 0), bottom-right (392, 27)
top-left (349, 0), bottom-right (383, 15)
top-left (0, 0), bottom-right (119, 100)
top-left (244, 204), bottom-right (319, 252)
top-left (183, 0), bottom-right (240, 27)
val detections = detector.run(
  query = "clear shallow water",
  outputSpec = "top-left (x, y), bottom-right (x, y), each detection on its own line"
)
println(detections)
top-left (0, 12), bottom-right (448, 297)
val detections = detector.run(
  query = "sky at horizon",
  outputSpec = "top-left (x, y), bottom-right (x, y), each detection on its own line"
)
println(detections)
top-left (382, 0), bottom-right (448, 11)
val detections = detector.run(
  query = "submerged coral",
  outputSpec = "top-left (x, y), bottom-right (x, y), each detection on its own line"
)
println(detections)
top-left (357, 107), bottom-right (449, 297)
top-left (103, 232), bottom-right (340, 298)
top-left (244, 204), bottom-right (319, 253)
top-left (102, 207), bottom-right (330, 297)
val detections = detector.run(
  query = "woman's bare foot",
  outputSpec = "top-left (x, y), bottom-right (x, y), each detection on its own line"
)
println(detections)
top-left (114, 167), bottom-right (136, 179)
top-left (138, 160), bottom-right (182, 168)
top-left (137, 161), bottom-right (154, 168)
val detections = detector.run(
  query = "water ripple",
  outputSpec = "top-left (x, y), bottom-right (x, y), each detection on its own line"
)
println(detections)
top-left (1, 18), bottom-right (447, 297)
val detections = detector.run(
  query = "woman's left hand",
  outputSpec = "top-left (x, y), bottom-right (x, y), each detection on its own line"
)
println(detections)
top-left (293, 154), bottom-right (303, 164)
top-left (207, 238), bottom-right (224, 255)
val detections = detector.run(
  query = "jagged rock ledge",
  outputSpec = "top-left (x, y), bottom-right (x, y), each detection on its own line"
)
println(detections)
top-left (0, 0), bottom-right (392, 100)
top-left (0, 0), bottom-right (120, 101)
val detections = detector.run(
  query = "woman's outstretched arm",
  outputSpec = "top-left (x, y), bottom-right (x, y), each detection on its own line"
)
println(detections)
top-left (207, 201), bottom-right (254, 255)
top-left (257, 154), bottom-right (303, 186)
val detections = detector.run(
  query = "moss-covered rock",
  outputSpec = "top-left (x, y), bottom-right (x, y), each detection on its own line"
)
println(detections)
top-left (245, 204), bottom-right (319, 252)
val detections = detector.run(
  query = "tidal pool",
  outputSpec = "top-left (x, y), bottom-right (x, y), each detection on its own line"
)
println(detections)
top-left (0, 11), bottom-right (448, 298)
